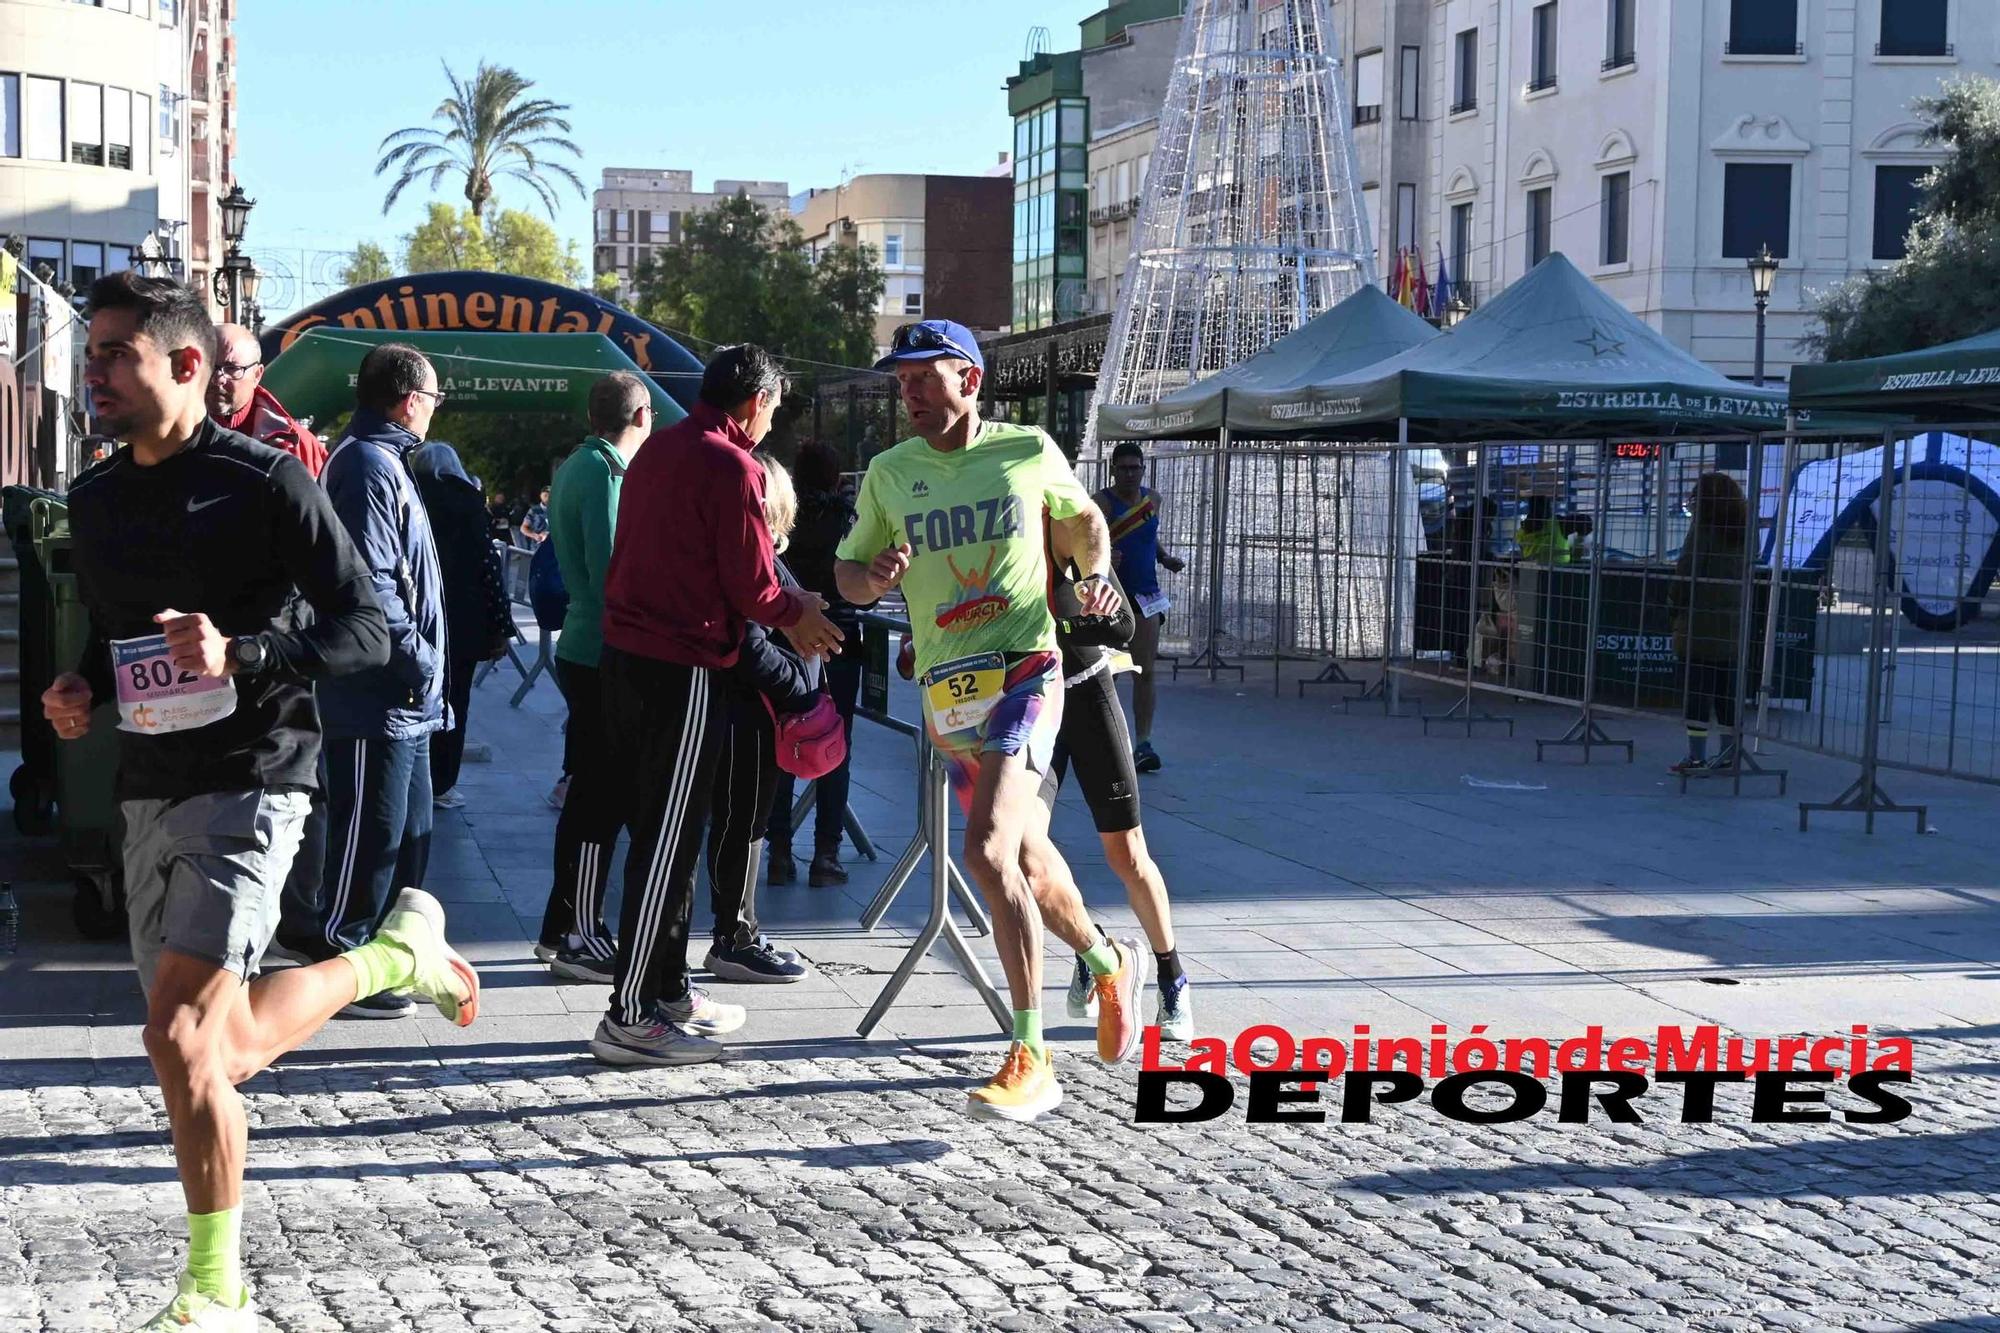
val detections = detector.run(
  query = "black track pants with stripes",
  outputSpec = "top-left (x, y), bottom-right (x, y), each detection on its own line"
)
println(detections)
top-left (541, 656), bottom-right (620, 957)
top-left (601, 646), bottom-right (726, 1026)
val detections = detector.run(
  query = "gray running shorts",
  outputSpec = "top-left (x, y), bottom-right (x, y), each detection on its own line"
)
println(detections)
top-left (121, 789), bottom-right (311, 995)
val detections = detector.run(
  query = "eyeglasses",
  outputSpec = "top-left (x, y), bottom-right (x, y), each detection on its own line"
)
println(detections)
top-left (891, 322), bottom-right (977, 364)
top-left (410, 388), bottom-right (448, 405)
top-left (215, 361), bottom-right (261, 381)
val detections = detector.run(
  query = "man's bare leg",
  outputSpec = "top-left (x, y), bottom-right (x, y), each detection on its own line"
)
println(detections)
top-left (961, 750), bottom-right (1050, 1013)
top-left (1129, 613), bottom-right (1162, 747)
top-left (1017, 796), bottom-right (1097, 955)
top-left (1100, 825), bottom-right (1175, 957)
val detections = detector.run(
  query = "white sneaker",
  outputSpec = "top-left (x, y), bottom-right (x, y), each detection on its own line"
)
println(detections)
top-left (1064, 953), bottom-right (1098, 1020)
top-left (658, 986), bottom-right (745, 1036)
top-left (132, 1274), bottom-right (257, 1331)
top-left (433, 787), bottom-right (467, 810)
top-left (1155, 974), bottom-right (1194, 1042)
top-left (588, 1014), bottom-right (722, 1067)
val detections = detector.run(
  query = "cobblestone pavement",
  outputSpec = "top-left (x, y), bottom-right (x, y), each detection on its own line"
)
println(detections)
top-left (3, 1030), bottom-right (1998, 1332)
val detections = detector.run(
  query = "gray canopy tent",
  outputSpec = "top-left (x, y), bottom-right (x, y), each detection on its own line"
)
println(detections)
top-left (1092, 287), bottom-right (1444, 681)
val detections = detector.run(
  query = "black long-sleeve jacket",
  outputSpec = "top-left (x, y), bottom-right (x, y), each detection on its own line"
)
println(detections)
top-left (67, 418), bottom-right (390, 799)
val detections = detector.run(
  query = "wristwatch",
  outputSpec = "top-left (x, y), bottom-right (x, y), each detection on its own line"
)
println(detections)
top-left (227, 635), bottom-right (267, 674)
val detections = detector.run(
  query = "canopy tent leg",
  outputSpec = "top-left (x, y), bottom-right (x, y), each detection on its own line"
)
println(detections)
top-left (1536, 440), bottom-right (1631, 762)
top-left (1349, 423), bottom-right (1423, 718)
top-left (1426, 445), bottom-right (1514, 737)
top-left (1184, 434), bottom-right (1244, 681)
top-left (1301, 452), bottom-right (1365, 696)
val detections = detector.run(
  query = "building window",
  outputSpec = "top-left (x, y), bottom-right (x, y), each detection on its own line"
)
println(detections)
top-left (134, 91), bottom-right (149, 172)
top-left (1728, 0), bottom-right (1799, 55)
top-left (1398, 46), bottom-right (1422, 120)
top-left (1600, 171), bottom-right (1630, 265)
top-left (1452, 29), bottom-right (1478, 113)
top-left (69, 81), bottom-right (102, 165)
top-left (1879, 0), bottom-right (1949, 56)
top-left (1528, 4), bottom-right (1559, 92)
top-left (158, 83), bottom-right (176, 143)
top-left (26, 76), bottom-right (62, 161)
top-left (1361, 183), bottom-right (1381, 252)
top-left (71, 242), bottom-right (104, 291)
top-left (1395, 183), bottom-right (1417, 252)
top-left (1604, 0), bottom-right (1636, 68)
top-left (0, 75), bottom-right (18, 158)
top-left (107, 244), bottom-right (132, 274)
top-left (884, 232), bottom-right (903, 266)
top-left (26, 238), bottom-right (65, 283)
top-left (1355, 50), bottom-right (1384, 125)
top-left (1526, 187), bottom-right (1552, 266)
top-left (106, 86), bottom-right (132, 169)
top-left (1450, 201), bottom-right (1473, 286)
top-left (1722, 162), bottom-right (1791, 258)
top-left (1873, 165), bottom-right (1927, 259)
top-left (904, 291), bottom-right (923, 315)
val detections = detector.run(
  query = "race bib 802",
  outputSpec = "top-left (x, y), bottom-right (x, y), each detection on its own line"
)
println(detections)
top-left (111, 634), bottom-right (237, 735)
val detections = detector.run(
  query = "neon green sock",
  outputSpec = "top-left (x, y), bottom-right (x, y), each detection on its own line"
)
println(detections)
top-left (1080, 935), bottom-right (1120, 977)
top-left (340, 931), bottom-right (417, 1000)
top-left (1012, 1009), bottom-right (1045, 1060)
top-left (186, 1206), bottom-right (244, 1305)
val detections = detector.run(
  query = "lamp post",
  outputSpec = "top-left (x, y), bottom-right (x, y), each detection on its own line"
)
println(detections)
top-left (1444, 294), bottom-right (1471, 329)
top-left (1747, 243), bottom-right (1780, 387)
top-left (239, 259), bottom-right (263, 334)
top-left (212, 184), bottom-right (255, 323)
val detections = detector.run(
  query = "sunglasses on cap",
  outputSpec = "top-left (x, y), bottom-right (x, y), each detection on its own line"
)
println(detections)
top-left (890, 322), bottom-right (979, 364)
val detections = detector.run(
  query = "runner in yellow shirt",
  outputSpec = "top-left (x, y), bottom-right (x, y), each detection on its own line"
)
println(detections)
top-left (836, 320), bottom-right (1148, 1122)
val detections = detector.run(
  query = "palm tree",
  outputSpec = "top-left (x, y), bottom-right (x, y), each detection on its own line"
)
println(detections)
top-left (375, 61), bottom-right (585, 221)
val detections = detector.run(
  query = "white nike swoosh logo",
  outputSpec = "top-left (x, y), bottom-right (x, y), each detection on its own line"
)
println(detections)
top-left (186, 496), bottom-right (227, 513)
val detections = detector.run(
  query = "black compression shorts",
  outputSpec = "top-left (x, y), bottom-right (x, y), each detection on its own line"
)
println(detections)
top-left (1040, 663), bottom-right (1142, 833)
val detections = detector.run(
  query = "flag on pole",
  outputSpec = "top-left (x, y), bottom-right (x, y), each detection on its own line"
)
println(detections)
top-left (1411, 247), bottom-right (1431, 318)
top-left (1387, 246), bottom-right (1405, 300)
top-left (1432, 242), bottom-right (1452, 320)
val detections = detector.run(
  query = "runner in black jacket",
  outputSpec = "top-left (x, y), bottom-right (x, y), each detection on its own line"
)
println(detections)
top-left (43, 273), bottom-right (480, 1332)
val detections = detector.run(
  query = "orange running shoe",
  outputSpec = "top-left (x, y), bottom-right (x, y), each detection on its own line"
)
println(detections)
top-left (1094, 937), bottom-right (1148, 1065)
top-left (965, 1042), bottom-right (1062, 1122)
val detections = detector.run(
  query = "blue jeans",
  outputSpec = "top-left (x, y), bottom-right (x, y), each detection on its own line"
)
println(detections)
top-left (768, 654), bottom-right (860, 856)
top-left (317, 734), bottom-right (434, 953)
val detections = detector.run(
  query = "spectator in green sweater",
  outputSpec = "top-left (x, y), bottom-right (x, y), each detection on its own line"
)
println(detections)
top-left (535, 372), bottom-right (654, 981)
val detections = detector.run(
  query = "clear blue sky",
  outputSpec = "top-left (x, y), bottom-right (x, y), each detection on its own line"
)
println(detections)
top-left (236, 1), bottom-right (1100, 311)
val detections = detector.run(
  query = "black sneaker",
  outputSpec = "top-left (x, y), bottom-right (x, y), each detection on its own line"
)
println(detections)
top-left (545, 947), bottom-right (615, 984)
top-left (340, 991), bottom-right (415, 1019)
top-left (768, 853), bottom-right (797, 886)
top-left (702, 936), bottom-right (807, 984)
top-left (808, 850), bottom-right (848, 887)
top-left (1134, 742), bottom-right (1163, 773)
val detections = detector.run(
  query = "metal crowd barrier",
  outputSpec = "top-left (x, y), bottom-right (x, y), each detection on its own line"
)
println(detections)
top-left (472, 540), bottom-right (554, 706)
top-left (848, 610), bottom-right (1009, 1038)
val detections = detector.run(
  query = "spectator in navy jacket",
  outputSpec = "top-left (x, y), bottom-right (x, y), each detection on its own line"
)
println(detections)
top-left (312, 343), bottom-right (449, 1017)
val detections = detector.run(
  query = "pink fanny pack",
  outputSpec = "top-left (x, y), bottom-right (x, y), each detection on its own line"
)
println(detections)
top-left (763, 693), bottom-right (848, 780)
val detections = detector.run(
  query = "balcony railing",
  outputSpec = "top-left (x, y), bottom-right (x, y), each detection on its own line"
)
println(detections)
top-left (1088, 197), bottom-right (1141, 226)
top-left (1449, 95), bottom-right (1477, 115)
top-left (1724, 39), bottom-right (1803, 55)
top-left (1602, 50), bottom-right (1636, 71)
top-left (1524, 73), bottom-right (1557, 94)
top-left (1353, 104), bottom-right (1382, 125)
top-left (1877, 40), bottom-right (1952, 57)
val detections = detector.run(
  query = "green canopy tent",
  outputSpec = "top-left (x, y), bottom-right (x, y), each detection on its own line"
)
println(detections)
top-left (262, 328), bottom-right (684, 428)
top-left (1094, 285), bottom-right (1442, 441)
top-left (1789, 324), bottom-right (2000, 422)
top-left (1280, 252), bottom-right (1787, 443)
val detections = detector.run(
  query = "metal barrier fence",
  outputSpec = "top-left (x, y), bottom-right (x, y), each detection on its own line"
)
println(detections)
top-left (473, 540), bottom-right (553, 705)
top-left (1100, 427), bottom-right (1998, 832)
top-left (848, 611), bottom-right (1009, 1037)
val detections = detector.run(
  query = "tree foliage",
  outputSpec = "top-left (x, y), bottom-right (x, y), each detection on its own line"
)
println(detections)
top-left (338, 241), bottom-right (395, 289)
top-left (630, 194), bottom-right (886, 391)
top-left (399, 203), bottom-right (582, 284)
top-left (375, 61), bottom-right (585, 221)
top-left (1808, 78), bottom-right (2000, 361)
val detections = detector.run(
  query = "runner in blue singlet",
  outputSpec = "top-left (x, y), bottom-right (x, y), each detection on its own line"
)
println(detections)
top-left (1096, 441), bottom-right (1184, 771)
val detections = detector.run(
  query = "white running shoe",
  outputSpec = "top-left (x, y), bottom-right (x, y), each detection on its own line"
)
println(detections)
top-left (589, 1014), bottom-right (722, 1067)
top-left (132, 1274), bottom-right (257, 1331)
top-left (1155, 974), bottom-right (1194, 1042)
top-left (658, 986), bottom-right (745, 1036)
top-left (1064, 953), bottom-right (1098, 1020)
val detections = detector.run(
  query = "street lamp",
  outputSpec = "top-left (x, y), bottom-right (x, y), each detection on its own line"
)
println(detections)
top-left (1747, 243), bottom-right (1780, 387)
top-left (239, 259), bottom-right (263, 333)
top-left (1444, 294), bottom-right (1471, 329)
top-left (211, 184), bottom-right (256, 323)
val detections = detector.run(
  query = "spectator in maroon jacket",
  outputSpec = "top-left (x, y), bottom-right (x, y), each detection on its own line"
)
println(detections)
top-left (206, 323), bottom-right (328, 477)
top-left (587, 344), bottom-right (843, 1069)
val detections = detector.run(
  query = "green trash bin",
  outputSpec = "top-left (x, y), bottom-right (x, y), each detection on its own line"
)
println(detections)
top-left (30, 496), bottom-right (127, 940)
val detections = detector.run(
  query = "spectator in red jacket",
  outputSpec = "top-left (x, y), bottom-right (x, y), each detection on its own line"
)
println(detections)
top-left (589, 344), bottom-right (844, 1069)
top-left (207, 322), bottom-right (328, 477)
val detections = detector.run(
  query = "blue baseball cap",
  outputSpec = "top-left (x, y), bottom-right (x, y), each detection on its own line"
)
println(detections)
top-left (874, 319), bottom-right (985, 374)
